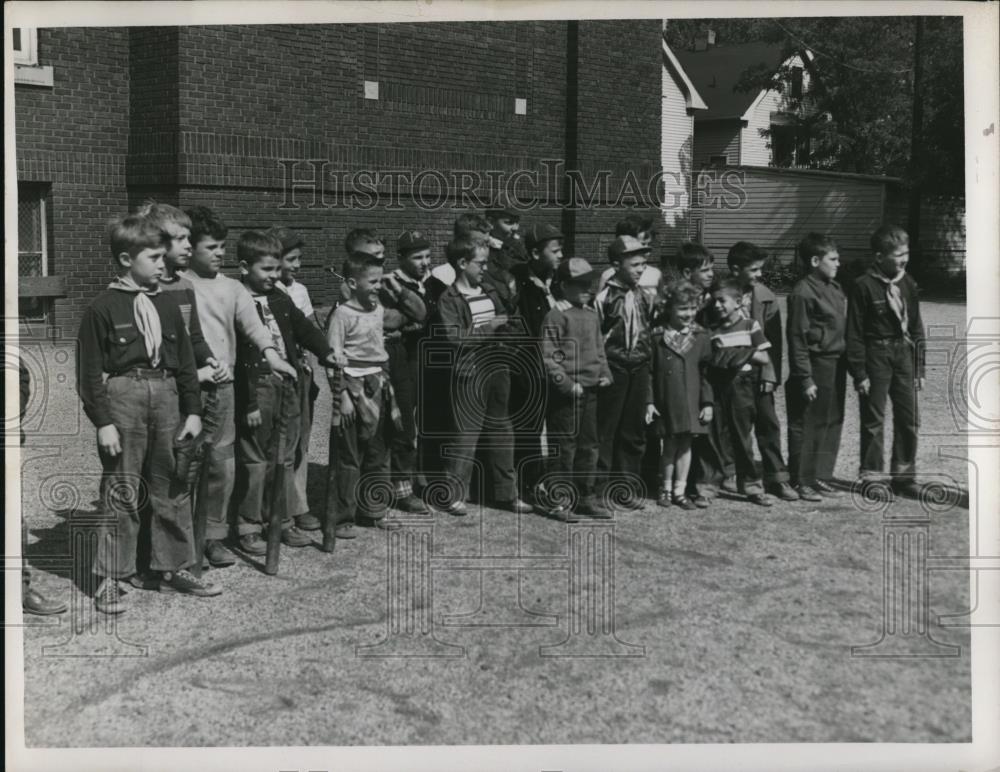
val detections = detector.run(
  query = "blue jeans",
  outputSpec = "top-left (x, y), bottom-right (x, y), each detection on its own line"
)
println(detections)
top-left (95, 374), bottom-right (194, 578)
top-left (197, 382), bottom-right (236, 541)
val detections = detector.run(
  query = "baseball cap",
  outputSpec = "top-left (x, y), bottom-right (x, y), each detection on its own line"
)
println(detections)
top-left (268, 226), bottom-right (304, 255)
top-left (524, 223), bottom-right (564, 252)
top-left (556, 257), bottom-right (599, 285)
top-left (607, 235), bottom-right (652, 262)
top-left (397, 229), bottom-right (431, 255)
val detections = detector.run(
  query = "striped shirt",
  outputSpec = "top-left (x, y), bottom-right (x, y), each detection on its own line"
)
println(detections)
top-left (459, 285), bottom-right (497, 329)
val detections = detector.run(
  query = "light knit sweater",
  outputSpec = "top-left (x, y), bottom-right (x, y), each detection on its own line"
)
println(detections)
top-left (183, 271), bottom-right (274, 370)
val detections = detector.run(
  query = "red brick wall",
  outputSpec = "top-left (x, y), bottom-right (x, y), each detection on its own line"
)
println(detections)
top-left (16, 21), bottom-right (663, 332)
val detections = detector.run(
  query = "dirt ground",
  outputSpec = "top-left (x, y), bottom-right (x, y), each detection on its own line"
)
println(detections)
top-left (15, 299), bottom-right (973, 746)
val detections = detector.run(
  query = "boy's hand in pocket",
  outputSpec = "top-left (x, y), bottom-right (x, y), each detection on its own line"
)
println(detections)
top-left (246, 410), bottom-right (262, 428)
top-left (177, 414), bottom-right (202, 441)
top-left (340, 391), bottom-right (355, 426)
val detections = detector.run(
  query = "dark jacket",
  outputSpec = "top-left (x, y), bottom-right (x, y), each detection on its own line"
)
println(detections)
top-left (77, 288), bottom-right (202, 428)
top-left (594, 279), bottom-right (653, 370)
top-left (235, 289), bottom-right (332, 414)
top-left (744, 282), bottom-right (782, 385)
top-left (380, 272), bottom-right (428, 360)
top-left (431, 282), bottom-right (509, 380)
top-left (786, 273), bottom-right (847, 390)
top-left (159, 277), bottom-right (216, 367)
top-left (651, 325), bottom-right (714, 436)
top-left (846, 270), bottom-right (926, 384)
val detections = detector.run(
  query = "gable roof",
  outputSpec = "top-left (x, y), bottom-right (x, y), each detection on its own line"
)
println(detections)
top-left (674, 41), bottom-right (792, 122)
top-left (662, 39), bottom-right (708, 111)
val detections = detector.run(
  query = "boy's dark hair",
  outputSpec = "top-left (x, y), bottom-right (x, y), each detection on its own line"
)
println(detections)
top-left (797, 232), bottom-right (838, 269)
top-left (727, 241), bottom-right (768, 271)
top-left (237, 230), bottom-right (282, 266)
top-left (662, 279), bottom-right (703, 310)
top-left (343, 250), bottom-right (383, 281)
top-left (108, 213), bottom-right (167, 262)
top-left (186, 205), bottom-right (229, 245)
top-left (673, 241), bottom-right (714, 272)
top-left (453, 213), bottom-right (491, 240)
top-left (345, 228), bottom-right (381, 255)
top-left (446, 238), bottom-right (487, 267)
top-left (710, 276), bottom-right (745, 300)
top-left (134, 200), bottom-right (192, 231)
top-left (615, 213), bottom-right (655, 238)
top-left (870, 224), bottom-right (909, 255)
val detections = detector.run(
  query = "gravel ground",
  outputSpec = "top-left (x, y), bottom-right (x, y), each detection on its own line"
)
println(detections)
top-left (16, 300), bottom-right (972, 746)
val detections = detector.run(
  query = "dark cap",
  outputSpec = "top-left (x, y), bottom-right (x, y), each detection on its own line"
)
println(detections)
top-left (556, 257), bottom-right (599, 285)
top-left (484, 196), bottom-right (521, 220)
top-left (607, 235), bottom-right (652, 263)
top-left (524, 223), bottom-right (564, 252)
top-left (267, 226), bottom-right (304, 255)
top-left (397, 229), bottom-right (431, 255)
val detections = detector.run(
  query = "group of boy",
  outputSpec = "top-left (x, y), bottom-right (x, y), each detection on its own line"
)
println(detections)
top-left (68, 195), bottom-right (924, 616)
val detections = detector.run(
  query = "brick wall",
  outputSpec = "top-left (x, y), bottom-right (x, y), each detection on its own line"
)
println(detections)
top-left (15, 27), bottom-right (131, 332)
top-left (16, 21), bottom-right (664, 332)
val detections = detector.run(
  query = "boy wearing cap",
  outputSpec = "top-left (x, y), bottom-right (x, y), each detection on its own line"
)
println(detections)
top-left (269, 226), bottom-right (324, 532)
top-left (594, 235), bottom-right (654, 508)
top-left (541, 258), bottom-right (613, 519)
top-left (510, 222), bottom-right (564, 512)
top-left (597, 214), bottom-right (661, 305)
top-left (379, 231), bottom-right (431, 513)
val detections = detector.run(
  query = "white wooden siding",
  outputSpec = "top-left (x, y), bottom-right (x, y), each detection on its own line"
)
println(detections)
top-left (661, 66), bottom-right (694, 248)
top-left (693, 123), bottom-right (741, 168)
top-left (741, 54), bottom-right (813, 166)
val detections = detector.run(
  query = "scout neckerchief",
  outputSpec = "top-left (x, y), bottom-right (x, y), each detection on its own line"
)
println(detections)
top-left (869, 267), bottom-right (909, 341)
top-left (606, 278), bottom-right (641, 351)
top-left (662, 322), bottom-right (698, 356)
top-left (251, 292), bottom-right (288, 361)
top-left (108, 275), bottom-right (162, 367)
top-left (525, 267), bottom-right (557, 310)
top-left (393, 268), bottom-right (425, 296)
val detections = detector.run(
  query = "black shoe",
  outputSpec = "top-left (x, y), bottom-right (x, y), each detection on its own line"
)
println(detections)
top-left (335, 523), bottom-right (358, 539)
top-left (656, 491), bottom-right (672, 508)
top-left (768, 482), bottom-right (800, 501)
top-left (396, 494), bottom-right (430, 514)
top-left (814, 480), bottom-right (844, 498)
top-left (747, 493), bottom-right (774, 508)
top-left (128, 571), bottom-right (161, 590)
top-left (205, 540), bottom-right (237, 567)
top-left (796, 485), bottom-right (823, 502)
top-left (672, 494), bottom-right (698, 511)
top-left (691, 495), bottom-right (710, 509)
top-left (360, 514), bottom-right (402, 530)
top-left (281, 525), bottom-right (313, 547)
top-left (892, 480), bottom-right (923, 499)
top-left (23, 588), bottom-right (67, 616)
top-left (498, 497), bottom-right (533, 514)
top-left (575, 496), bottom-right (612, 519)
top-left (721, 476), bottom-right (739, 494)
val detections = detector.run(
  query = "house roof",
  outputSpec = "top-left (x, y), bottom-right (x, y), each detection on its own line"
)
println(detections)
top-left (662, 39), bottom-right (708, 111)
top-left (674, 41), bottom-right (791, 122)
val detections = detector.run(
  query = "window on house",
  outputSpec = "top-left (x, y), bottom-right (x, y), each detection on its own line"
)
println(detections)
top-left (18, 184), bottom-right (50, 320)
top-left (790, 66), bottom-right (803, 99)
top-left (13, 28), bottom-right (38, 66)
top-left (709, 155), bottom-right (728, 167)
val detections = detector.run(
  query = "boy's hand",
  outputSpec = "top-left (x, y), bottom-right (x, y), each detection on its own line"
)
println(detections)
top-left (340, 391), bottom-right (355, 426)
top-left (97, 425), bottom-right (122, 457)
top-left (326, 350), bottom-right (348, 369)
top-left (382, 273), bottom-right (402, 298)
top-left (699, 405), bottom-right (713, 424)
top-left (856, 378), bottom-right (871, 396)
top-left (760, 381), bottom-right (775, 395)
top-left (571, 383), bottom-right (584, 398)
top-left (645, 404), bottom-right (659, 425)
top-left (212, 361), bottom-right (232, 383)
top-left (246, 409), bottom-right (262, 428)
top-left (598, 376), bottom-right (612, 387)
top-left (804, 384), bottom-right (819, 401)
top-left (487, 315), bottom-right (509, 331)
top-left (197, 365), bottom-right (216, 384)
top-left (916, 377), bottom-right (925, 391)
top-left (265, 349), bottom-right (298, 382)
top-left (177, 414), bottom-right (203, 441)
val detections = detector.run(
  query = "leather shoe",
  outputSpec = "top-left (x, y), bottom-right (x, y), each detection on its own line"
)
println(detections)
top-left (575, 496), bottom-right (611, 519)
top-left (295, 513), bottom-right (322, 531)
top-left (281, 526), bottom-right (313, 547)
top-left (499, 497), bottom-right (533, 514)
top-left (892, 480), bottom-right (924, 499)
top-left (747, 492), bottom-right (774, 507)
top-left (205, 540), bottom-right (236, 567)
top-left (23, 587), bottom-right (67, 616)
top-left (721, 476), bottom-right (739, 494)
top-left (768, 482), bottom-right (800, 501)
top-left (796, 485), bottom-right (823, 502)
top-left (335, 524), bottom-right (358, 539)
top-left (396, 494), bottom-right (430, 514)
top-left (94, 578), bottom-right (126, 615)
top-left (238, 533), bottom-right (268, 556)
top-left (814, 480), bottom-right (844, 498)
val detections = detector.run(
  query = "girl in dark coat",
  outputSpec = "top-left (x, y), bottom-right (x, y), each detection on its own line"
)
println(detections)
top-left (647, 281), bottom-right (714, 509)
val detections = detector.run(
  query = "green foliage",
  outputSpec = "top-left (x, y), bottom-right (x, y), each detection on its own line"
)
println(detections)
top-left (664, 17), bottom-right (964, 195)
top-left (760, 254), bottom-right (802, 292)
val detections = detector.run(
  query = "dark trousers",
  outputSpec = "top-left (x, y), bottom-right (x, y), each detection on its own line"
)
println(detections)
top-left (387, 339), bottom-right (418, 492)
top-left (326, 405), bottom-right (390, 527)
top-left (712, 373), bottom-right (765, 495)
top-left (233, 374), bottom-right (300, 535)
top-left (689, 423), bottom-right (727, 498)
top-left (597, 363), bottom-right (650, 494)
top-left (443, 369), bottom-right (517, 503)
top-left (787, 355), bottom-right (847, 487)
top-left (858, 338), bottom-right (919, 479)
top-left (96, 374), bottom-right (193, 578)
top-left (290, 360), bottom-right (318, 518)
top-left (196, 382), bottom-right (236, 540)
top-left (511, 372), bottom-right (547, 497)
top-left (546, 387), bottom-right (599, 498)
top-left (753, 388), bottom-right (790, 484)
